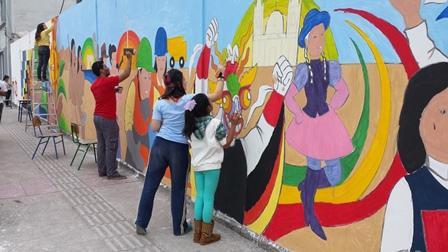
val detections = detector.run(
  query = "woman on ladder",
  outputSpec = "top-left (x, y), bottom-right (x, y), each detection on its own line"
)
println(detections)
top-left (35, 18), bottom-right (55, 82)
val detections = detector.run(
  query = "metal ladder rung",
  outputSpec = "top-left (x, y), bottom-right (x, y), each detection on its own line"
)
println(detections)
top-left (33, 113), bottom-right (57, 116)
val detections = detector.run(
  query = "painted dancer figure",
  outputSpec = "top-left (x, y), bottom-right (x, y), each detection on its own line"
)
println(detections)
top-left (382, 62), bottom-right (448, 252)
top-left (285, 9), bottom-right (353, 240)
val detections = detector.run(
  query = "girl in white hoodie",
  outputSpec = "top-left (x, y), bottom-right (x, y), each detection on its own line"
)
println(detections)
top-left (183, 93), bottom-right (240, 245)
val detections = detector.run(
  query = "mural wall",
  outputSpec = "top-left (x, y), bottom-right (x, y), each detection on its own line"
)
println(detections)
top-left (11, 0), bottom-right (448, 251)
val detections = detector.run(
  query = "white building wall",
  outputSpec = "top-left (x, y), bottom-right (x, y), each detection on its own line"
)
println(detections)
top-left (252, 0), bottom-right (301, 66)
top-left (10, 32), bottom-right (34, 104)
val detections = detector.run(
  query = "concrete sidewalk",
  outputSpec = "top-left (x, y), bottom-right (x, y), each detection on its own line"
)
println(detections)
top-left (0, 109), bottom-right (265, 252)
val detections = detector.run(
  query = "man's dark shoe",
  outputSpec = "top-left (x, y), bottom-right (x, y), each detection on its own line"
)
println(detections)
top-left (136, 225), bottom-right (146, 235)
top-left (107, 174), bottom-right (127, 180)
top-left (99, 174), bottom-right (107, 177)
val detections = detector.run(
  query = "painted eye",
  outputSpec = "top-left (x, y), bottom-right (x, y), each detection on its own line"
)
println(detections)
top-left (239, 88), bottom-right (251, 110)
top-left (441, 108), bottom-right (446, 115)
top-left (222, 92), bottom-right (232, 114)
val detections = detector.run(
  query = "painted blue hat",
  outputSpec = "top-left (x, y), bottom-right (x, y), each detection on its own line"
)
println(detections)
top-left (154, 27), bottom-right (167, 56)
top-left (298, 9), bottom-right (330, 48)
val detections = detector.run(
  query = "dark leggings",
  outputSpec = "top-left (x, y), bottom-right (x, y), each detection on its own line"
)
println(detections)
top-left (37, 46), bottom-right (50, 80)
top-left (135, 137), bottom-right (190, 235)
top-left (5, 90), bottom-right (11, 106)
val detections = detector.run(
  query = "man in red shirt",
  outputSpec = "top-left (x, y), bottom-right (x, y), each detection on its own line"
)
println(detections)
top-left (91, 50), bottom-right (132, 179)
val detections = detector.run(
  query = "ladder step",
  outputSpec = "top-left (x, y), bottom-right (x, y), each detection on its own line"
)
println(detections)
top-left (29, 76), bottom-right (59, 129)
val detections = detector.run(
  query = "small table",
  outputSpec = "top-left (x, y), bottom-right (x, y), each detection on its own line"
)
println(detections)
top-left (18, 99), bottom-right (31, 122)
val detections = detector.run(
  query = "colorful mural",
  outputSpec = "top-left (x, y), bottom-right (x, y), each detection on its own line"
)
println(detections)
top-left (9, 0), bottom-right (448, 250)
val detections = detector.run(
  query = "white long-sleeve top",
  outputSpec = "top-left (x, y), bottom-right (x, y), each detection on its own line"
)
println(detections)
top-left (405, 21), bottom-right (448, 68)
top-left (0, 81), bottom-right (7, 104)
top-left (381, 157), bottom-right (448, 252)
top-left (190, 118), bottom-right (227, 172)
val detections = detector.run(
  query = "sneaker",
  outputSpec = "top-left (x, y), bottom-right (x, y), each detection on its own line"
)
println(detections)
top-left (136, 225), bottom-right (146, 235)
top-left (107, 174), bottom-right (127, 180)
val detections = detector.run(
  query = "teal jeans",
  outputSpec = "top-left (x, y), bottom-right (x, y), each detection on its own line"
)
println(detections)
top-left (194, 169), bottom-right (220, 224)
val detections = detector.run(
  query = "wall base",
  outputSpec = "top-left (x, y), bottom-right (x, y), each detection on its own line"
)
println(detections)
top-left (116, 159), bottom-right (289, 252)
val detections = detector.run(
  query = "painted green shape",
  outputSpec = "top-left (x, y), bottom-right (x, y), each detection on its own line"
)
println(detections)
top-left (226, 74), bottom-right (240, 97)
top-left (82, 37), bottom-right (95, 69)
top-left (339, 40), bottom-right (370, 184)
top-left (58, 113), bottom-right (70, 133)
top-left (57, 78), bottom-right (67, 98)
top-left (59, 60), bottom-right (65, 78)
top-left (282, 40), bottom-right (371, 186)
top-left (283, 163), bottom-right (306, 187)
top-left (137, 37), bottom-right (155, 73)
top-left (40, 91), bottom-right (48, 116)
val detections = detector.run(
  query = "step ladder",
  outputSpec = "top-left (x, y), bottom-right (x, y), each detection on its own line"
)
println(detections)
top-left (25, 80), bottom-right (59, 133)
top-left (25, 47), bottom-right (59, 133)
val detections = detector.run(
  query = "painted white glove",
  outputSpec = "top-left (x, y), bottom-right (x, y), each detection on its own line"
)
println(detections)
top-left (226, 44), bottom-right (239, 64)
top-left (273, 55), bottom-right (293, 96)
top-left (205, 18), bottom-right (219, 48)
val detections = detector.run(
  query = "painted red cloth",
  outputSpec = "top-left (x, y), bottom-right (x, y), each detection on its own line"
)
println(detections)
top-left (224, 61), bottom-right (238, 78)
top-left (196, 46), bottom-right (211, 79)
top-left (91, 76), bottom-right (119, 120)
top-left (263, 91), bottom-right (283, 126)
top-left (422, 210), bottom-right (448, 252)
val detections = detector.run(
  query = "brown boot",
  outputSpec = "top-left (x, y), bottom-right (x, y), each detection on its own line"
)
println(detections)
top-left (199, 221), bottom-right (221, 245)
top-left (193, 220), bottom-right (202, 243)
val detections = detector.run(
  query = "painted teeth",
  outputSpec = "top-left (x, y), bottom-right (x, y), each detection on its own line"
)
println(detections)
top-left (236, 124), bottom-right (242, 132)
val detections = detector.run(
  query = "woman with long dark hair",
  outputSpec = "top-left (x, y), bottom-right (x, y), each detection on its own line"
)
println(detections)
top-left (183, 93), bottom-right (240, 245)
top-left (135, 68), bottom-right (224, 236)
top-left (35, 20), bottom-right (54, 81)
top-left (382, 62), bottom-right (448, 252)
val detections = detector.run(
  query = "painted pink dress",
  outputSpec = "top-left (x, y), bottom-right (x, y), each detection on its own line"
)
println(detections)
top-left (285, 60), bottom-right (353, 160)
